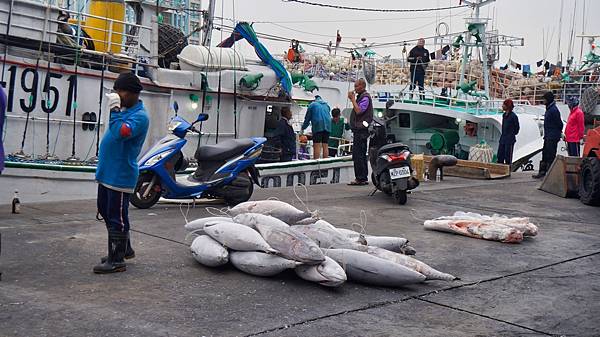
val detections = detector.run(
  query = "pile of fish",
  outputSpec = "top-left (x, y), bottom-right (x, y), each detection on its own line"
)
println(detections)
top-left (424, 211), bottom-right (539, 243)
top-left (186, 200), bottom-right (457, 288)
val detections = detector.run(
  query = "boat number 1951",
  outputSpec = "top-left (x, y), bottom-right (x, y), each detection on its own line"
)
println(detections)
top-left (0, 65), bottom-right (78, 115)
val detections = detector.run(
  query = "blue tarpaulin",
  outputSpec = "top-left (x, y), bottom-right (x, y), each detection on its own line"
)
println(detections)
top-left (218, 23), bottom-right (292, 97)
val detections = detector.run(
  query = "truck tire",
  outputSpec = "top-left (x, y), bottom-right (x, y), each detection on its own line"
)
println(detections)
top-left (579, 157), bottom-right (600, 206)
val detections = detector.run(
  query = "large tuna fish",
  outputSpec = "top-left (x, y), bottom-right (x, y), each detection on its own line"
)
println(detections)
top-left (334, 228), bottom-right (414, 254)
top-left (229, 251), bottom-right (301, 277)
top-left (367, 246), bottom-right (457, 281)
top-left (437, 212), bottom-right (538, 236)
top-left (232, 213), bottom-right (289, 230)
top-left (185, 216), bottom-right (234, 232)
top-left (323, 248), bottom-right (426, 286)
top-left (293, 223), bottom-right (367, 251)
top-left (204, 221), bottom-right (277, 253)
top-left (254, 223), bottom-right (325, 264)
top-left (190, 235), bottom-right (229, 267)
top-left (229, 200), bottom-right (317, 225)
top-left (295, 256), bottom-right (347, 287)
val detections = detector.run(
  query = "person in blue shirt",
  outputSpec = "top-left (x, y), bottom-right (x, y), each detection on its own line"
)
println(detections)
top-left (273, 107), bottom-right (296, 162)
top-left (94, 72), bottom-right (149, 274)
top-left (302, 95), bottom-right (331, 159)
top-left (533, 91), bottom-right (564, 179)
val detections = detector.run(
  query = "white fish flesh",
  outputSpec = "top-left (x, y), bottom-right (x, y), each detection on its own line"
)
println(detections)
top-left (229, 251), bottom-right (301, 277)
top-left (184, 216), bottom-right (233, 232)
top-left (295, 256), bottom-right (347, 287)
top-left (323, 248), bottom-right (426, 286)
top-left (204, 221), bottom-right (277, 252)
top-left (232, 213), bottom-right (289, 230)
top-left (229, 200), bottom-right (317, 225)
top-left (438, 212), bottom-right (538, 236)
top-left (424, 218), bottom-right (523, 243)
top-left (367, 246), bottom-right (457, 281)
top-left (190, 235), bottom-right (229, 267)
top-left (254, 223), bottom-right (325, 264)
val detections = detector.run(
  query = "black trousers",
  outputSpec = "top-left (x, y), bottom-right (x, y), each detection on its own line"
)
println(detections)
top-left (567, 142), bottom-right (580, 157)
top-left (497, 142), bottom-right (515, 165)
top-left (97, 184), bottom-right (131, 233)
top-left (410, 69), bottom-right (425, 92)
top-left (541, 138), bottom-right (559, 166)
top-left (352, 129), bottom-right (369, 182)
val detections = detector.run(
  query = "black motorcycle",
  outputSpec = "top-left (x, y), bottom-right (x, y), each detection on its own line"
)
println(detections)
top-left (369, 101), bottom-right (419, 204)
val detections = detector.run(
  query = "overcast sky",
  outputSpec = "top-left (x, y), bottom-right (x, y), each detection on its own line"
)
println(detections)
top-left (210, 0), bottom-right (600, 67)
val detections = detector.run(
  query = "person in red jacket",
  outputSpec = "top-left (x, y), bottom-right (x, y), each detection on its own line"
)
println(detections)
top-left (564, 97), bottom-right (585, 157)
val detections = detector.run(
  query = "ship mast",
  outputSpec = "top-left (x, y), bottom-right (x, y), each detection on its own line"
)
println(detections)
top-left (458, 0), bottom-right (523, 99)
top-left (202, 0), bottom-right (216, 46)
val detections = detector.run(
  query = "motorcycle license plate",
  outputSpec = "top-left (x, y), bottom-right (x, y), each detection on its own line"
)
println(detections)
top-left (389, 167), bottom-right (411, 180)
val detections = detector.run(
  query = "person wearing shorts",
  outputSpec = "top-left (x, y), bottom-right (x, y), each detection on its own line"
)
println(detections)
top-left (302, 95), bottom-right (332, 159)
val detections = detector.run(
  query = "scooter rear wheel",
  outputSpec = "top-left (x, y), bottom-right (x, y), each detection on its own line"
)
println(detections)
top-left (224, 172), bottom-right (254, 206)
top-left (130, 172), bottom-right (161, 209)
top-left (393, 190), bottom-right (407, 205)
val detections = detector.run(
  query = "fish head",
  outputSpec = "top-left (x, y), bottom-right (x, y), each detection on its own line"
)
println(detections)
top-left (318, 256), bottom-right (347, 284)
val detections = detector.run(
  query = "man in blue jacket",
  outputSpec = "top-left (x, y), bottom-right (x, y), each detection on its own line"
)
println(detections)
top-left (94, 73), bottom-right (149, 273)
top-left (302, 95), bottom-right (331, 159)
top-left (533, 91), bottom-right (563, 179)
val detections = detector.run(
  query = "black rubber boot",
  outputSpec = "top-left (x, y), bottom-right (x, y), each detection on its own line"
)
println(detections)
top-left (100, 233), bottom-right (134, 263)
top-left (93, 231), bottom-right (127, 274)
top-left (532, 161), bottom-right (547, 179)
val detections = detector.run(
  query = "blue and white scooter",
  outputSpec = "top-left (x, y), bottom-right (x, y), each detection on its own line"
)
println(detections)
top-left (130, 111), bottom-right (265, 209)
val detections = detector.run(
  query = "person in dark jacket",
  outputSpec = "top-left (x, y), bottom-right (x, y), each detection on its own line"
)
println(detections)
top-left (533, 91), bottom-right (564, 179)
top-left (94, 73), bottom-right (149, 274)
top-left (274, 107), bottom-right (296, 162)
top-left (348, 78), bottom-right (373, 185)
top-left (497, 99), bottom-right (520, 165)
top-left (407, 38), bottom-right (430, 100)
top-left (0, 86), bottom-right (6, 174)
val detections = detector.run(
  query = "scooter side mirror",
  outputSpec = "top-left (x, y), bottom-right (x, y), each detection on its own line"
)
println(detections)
top-left (196, 113), bottom-right (209, 123)
top-left (173, 101), bottom-right (179, 114)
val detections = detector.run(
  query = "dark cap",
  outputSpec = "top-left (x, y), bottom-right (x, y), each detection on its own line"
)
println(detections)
top-left (113, 72), bottom-right (143, 93)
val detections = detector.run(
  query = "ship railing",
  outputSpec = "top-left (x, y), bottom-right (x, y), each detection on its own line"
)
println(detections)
top-left (0, 1), bottom-right (157, 67)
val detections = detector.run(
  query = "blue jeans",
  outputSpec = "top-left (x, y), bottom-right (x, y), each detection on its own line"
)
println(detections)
top-left (97, 184), bottom-right (130, 233)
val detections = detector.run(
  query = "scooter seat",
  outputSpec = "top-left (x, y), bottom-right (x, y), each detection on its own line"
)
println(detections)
top-left (377, 142), bottom-right (409, 155)
top-left (195, 139), bottom-right (255, 161)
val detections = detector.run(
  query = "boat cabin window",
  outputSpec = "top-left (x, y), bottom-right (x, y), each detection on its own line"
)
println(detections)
top-left (397, 113), bottom-right (410, 128)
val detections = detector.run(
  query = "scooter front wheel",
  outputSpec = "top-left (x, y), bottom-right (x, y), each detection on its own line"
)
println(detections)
top-left (130, 172), bottom-right (161, 209)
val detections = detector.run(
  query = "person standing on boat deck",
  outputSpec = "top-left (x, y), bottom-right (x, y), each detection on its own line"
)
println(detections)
top-left (273, 106), bottom-right (296, 162)
top-left (94, 73), bottom-right (149, 274)
top-left (533, 92), bottom-right (563, 179)
top-left (348, 78), bottom-right (373, 185)
top-left (564, 97), bottom-right (585, 157)
top-left (302, 95), bottom-right (332, 159)
top-left (497, 99), bottom-right (520, 165)
top-left (407, 38), bottom-right (430, 100)
top-left (0, 86), bottom-right (6, 174)
top-left (328, 108), bottom-right (350, 157)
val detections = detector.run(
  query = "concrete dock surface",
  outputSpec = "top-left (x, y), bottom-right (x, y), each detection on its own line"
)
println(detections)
top-left (1, 173), bottom-right (599, 337)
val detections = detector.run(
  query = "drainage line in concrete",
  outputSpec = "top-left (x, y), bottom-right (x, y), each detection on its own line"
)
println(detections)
top-left (130, 229), bottom-right (189, 247)
top-left (416, 297), bottom-right (556, 336)
top-left (244, 251), bottom-right (599, 337)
